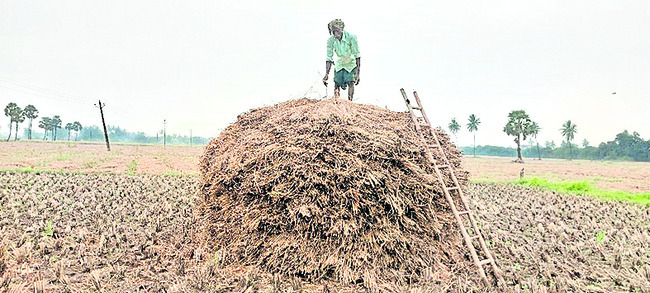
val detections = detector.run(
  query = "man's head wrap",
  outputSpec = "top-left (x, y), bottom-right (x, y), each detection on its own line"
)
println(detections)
top-left (328, 19), bottom-right (345, 35)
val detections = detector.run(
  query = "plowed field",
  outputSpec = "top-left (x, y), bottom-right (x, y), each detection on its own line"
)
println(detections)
top-left (2, 172), bottom-right (648, 291)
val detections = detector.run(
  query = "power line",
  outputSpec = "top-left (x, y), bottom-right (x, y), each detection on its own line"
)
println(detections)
top-left (0, 83), bottom-right (90, 106)
top-left (0, 76), bottom-right (94, 104)
top-left (0, 76), bottom-right (152, 126)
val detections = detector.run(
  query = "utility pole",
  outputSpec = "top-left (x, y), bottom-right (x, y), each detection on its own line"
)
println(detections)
top-left (94, 100), bottom-right (110, 151)
top-left (190, 129), bottom-right (192, 146)
top-left (163, 119), bottom-right (166, 149)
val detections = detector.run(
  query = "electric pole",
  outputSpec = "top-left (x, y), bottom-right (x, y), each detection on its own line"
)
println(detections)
top-left (163, 119), bottom-right (166, 149)
top-left (94, 100), bottom-right (110, 151)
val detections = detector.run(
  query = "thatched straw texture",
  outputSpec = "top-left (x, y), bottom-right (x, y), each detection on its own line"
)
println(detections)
top-left (196, 98), bottom-right (470, 288)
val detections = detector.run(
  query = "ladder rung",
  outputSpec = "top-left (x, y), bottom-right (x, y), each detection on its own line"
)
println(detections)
top-left (479, 259), bottom-right (492, 266)
top-left (436, 164), bottom-right (450, 169)
top-left (419, 123), bottom-right (431, 128)
top-left (446, 186), bottom-right (460, 191)
top-left (470, 235), bottom-right (480, 240)
top-left (458, 209), bottom-right (471, 215)
top-left (412, 106), bottom-right (422, 110)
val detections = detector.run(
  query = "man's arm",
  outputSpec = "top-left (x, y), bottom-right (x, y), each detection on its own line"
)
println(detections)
top-left (355, 57), bottom-right (361, 85)
top-left (323, 61), bottom-right (333, 85)
top-left (324, 38), bottom-right (334, 85)
top-left (349, 34), bottom-right (361, 85)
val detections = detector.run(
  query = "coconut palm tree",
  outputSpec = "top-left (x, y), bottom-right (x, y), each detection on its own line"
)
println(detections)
top-left (23, 105), bottom-right (38, 140)
top-left (466, 114), bottom-right (481, 157)
top-left (529, 121), bottom-right (541, 160)
top-left (448, 118), bottom-right (460, 146)
top-left (560, 120), bottom-right (578, 159)
top-left (503, 110), bottom-right (534, 163)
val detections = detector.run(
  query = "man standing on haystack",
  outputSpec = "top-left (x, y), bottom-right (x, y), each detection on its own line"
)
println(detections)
top-left (323, 19), bottom-right (360, 101)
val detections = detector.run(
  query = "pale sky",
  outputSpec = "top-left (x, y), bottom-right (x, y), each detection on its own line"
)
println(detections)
top-left (1, 0), bottom-right (648, 147)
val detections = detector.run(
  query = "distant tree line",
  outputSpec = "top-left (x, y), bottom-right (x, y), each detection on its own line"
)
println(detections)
top-left (23, 124), bottom-right (212, 146)
top-left (69, 125), bottom-right (212, 145)
top-left (460, 130), bottom-right (650, 162)
top-left (450, 109), bottom-right (648, 162)
top-left (22, 123), bottom-right (212, 146)
top-left (4, 102), bottom-right (212, 145)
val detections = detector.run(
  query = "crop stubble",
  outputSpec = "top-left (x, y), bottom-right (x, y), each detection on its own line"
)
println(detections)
top-left (1, 172), bottom-right (648, 291)
top-left (0, 172), bottom-right (200, 291)
top-left (469, 183), bottom-right (650, 291)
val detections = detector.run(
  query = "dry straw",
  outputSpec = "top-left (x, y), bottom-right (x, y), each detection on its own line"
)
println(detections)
top-left (196, 98), bottom-right (471, 288)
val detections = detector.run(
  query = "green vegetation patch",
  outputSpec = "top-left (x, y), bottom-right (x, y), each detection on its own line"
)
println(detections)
top-left (595, 231), bottom-right (607, 244)
top-left (515, 177), bottom-right (650, 206)
top-left (55, 152), bottom-right (72, 161)
top-left (42, 220), bottom-right (54, 237)
top-left (126, 158), bottom-right (138, 176)
top-left (83, 160), bottom-right (99, 168)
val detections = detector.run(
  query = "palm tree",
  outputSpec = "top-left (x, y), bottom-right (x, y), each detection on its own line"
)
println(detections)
top-left (51, 115), bottom-right (62, 141)
top-left (4, 103), bottom-right (18, 141)
top-left (466, 114), bottom-right (481, 157)
top-left (65, 123), bottom-right (74, 141)
top-left (4, 103), bottom-right (24, 141)
top-left (23, 105), bottom-right (38, 140)
top-left (529, 121), bottom-right (541, 160)
top-left (5, 103), bottom-right (14, 141)
top-left (560, 120), bottom-right (578, 159)
top-left (448, 118), bottom-right (460, 146)
top-left (13, 109), bottom-right (25, 141)
top-left (503, 110), bottom-right (534, 163)
top-left (73, 121), bottom-right (83, 141)
top-left (39, 117), bottom-right (52, 140)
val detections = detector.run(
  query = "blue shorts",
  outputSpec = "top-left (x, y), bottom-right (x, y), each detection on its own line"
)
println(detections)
top-left (334, 68), bottom-right (357, 89)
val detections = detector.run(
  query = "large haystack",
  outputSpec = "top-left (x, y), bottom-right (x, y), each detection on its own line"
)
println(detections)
top-left (196, 98), bottom-right (470, 287)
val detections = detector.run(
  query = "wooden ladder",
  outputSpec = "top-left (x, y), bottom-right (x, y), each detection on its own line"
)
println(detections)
top-left (399, 88), bottom-right (505, 286)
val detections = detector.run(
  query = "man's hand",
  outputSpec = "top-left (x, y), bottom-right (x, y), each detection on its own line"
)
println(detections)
top-left (323, 74), bottom-right (329, 86)
top-left (354, 72), bottom-right (360, 85)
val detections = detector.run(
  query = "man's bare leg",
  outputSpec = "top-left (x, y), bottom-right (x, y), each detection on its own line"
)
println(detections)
top-left (334, 87), bottom-right (340, 99)
top-left (347, 82), bottom-right (354, 101)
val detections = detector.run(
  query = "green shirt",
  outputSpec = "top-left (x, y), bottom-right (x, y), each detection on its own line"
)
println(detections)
top-left (326, 30), bottom-right (360, 72)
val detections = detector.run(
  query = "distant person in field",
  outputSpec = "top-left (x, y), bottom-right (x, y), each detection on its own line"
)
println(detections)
top-left (323, 19), bottom-right (360, 101)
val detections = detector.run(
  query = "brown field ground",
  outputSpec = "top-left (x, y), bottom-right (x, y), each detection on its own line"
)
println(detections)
top-left (0, 140), bottom-right (202, 175)
top-left (464, 155), bottom-right (650, 193)
top-left (1, 141), bottom-right (649, 291)
top-left (2, 141), bottom-right (648, 193)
